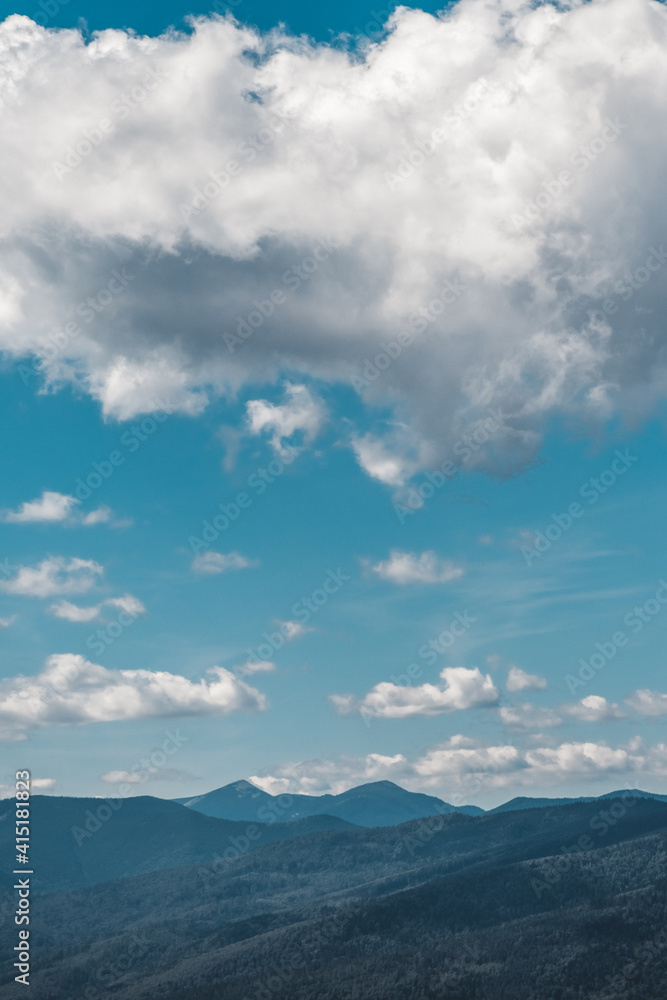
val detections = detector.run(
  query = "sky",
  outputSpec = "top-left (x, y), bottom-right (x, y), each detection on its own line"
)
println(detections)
top-left (1, 0), bottom-right (667, 809)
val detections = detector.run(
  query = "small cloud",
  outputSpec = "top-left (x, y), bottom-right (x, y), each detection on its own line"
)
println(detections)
top-left (81, 506), bottom-right (113, 525)
top-left (369, 549), bottom-right (463, 585)
top-left (0, 557), bottom-right (103, 598)
top-left (2, 491), bottom-right (120, 527)
top-left (500, 703), bottom-right (562, 731)
top-left (3, 491), bottom-right (77, 523)
top-left (563, 695), bottom-right (626, 722)
top-left (100, 767), bottom-right (194, 785)
top-left (47, 593), bottom-right (146, 622)
top-left (236, 660), bottom-right (276, 676)
top-left (478, 535), bottom-right (493, 545)
top-left (191, 551), bottom-right (257, 575)
top-left (49, 600), bottom-right (102, 622)
top-left (0, 614), bottom-right (17, 629)
top-left (276, 620), bottom-right (312, 641)
top-left (351, 434), bottom-right (412, 487)
top-left (506, 666), bottom-right (547, 692)
top-left (624, 689), bottom-right (667, 717)
top-left (246, 382), bottom-right (324, 457)
top-left (105, 594), bottom-right (146, 617)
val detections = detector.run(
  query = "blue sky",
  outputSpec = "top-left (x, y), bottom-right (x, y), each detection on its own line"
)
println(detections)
top-left (1, 0), bottom-right (667, 807)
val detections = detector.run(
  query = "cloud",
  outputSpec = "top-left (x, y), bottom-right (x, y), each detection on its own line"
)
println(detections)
top-left (191, 551), bottom-right (257, 574)
top-left (3, 491), bottom-right (78, 523)
top-left (331, 666), bottom-right (500, 719)
top-left (369, 549), bottom-right (464, 585)
top-left (563, 695), bottom-right (626, 722)
top-left (236, 660), bottom-right (276, 676)
top-left (48, 593), bottom-right (146, 621)
top-left (500, 703), bottom-right (562, 731)
top-left (0, 614), bottom-right (17, 629)
top-left (100, 767), bottom-right (193, 784)
top-left (2, 491), bottom-right (117, 526)
top-left (625, 689), bottom-right (667, 717)
top-left (105, 594), bottom-right (146, 616)
top-left (506, 666), bottom-right (548, 692)
top-left (276, 620), bottom-right (312, 641)
top-left (250, 736), bottom-right (667, 799)
top-left (0, 557), bottom-right (103, 597)
top-left (351, 432), bottom-right (422, 487)
top-left (1, 3), bottom-right (666, 475)
top-left (0, 653), bottom-right (268, 738)
top-left (49, 600), bottom-right (102, 622)
top-left (246, 383), bottom-right (325, 457)
top-left (0, 777), bottom-right (55, 797)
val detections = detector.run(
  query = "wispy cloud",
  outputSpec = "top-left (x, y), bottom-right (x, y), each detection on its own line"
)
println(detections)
top-left (191, 551), bottom-right (257, 575)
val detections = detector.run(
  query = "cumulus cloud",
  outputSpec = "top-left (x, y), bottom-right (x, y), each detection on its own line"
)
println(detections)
top-left (0, 557), bottom-right (103, 597)
top-left (2, 490), bottom-right (117, 526)
top-left (1, 2), bottom-right (666, 475)
top-left (625, 689), bottom-right (667, 716)
top-left (563, 694), bottom-right (626, 722)
top-left (330, 666), bottom-right (500, 719)
top-left (0, 614), bottom-right (17, 629)
top-left (246, 383), bottom-right (325, 457)
top-left (369, 549), bottom-right (464, 585)
top-left (250, 736), bottom-right (667, 798)
top-left (191, 550), bottom-right (257, 574)
top-left (500, 703), bottom-right (562, 731)
top-left (506, 666), bottom-right (548, 692)
top-left (0, 653), bottom-right (267, 738)
top-left (3, 491), bottom-right (78, 523)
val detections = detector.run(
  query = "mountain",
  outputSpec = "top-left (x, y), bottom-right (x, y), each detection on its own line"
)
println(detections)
top-left (8, 796), bottom-right (667, 999)
top-left (0, 794), bottom-right (356, 892)
top-left (489, 787), bottom-right (667, 813)
top-left (174, 778), bottom-right (484, 825)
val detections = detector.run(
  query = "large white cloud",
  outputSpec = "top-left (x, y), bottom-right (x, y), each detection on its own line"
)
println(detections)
top-left (1, 1), bottom-right (666, 475)
top-left (331, 665), bottom-right (500, 718)
top-left (0, 653), bottom-right (267, 739)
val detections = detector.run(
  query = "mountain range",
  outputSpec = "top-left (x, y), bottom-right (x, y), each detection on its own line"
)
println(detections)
top-left (174, 777), bottom-right (667, 825)
top-left (3, 789), bottom-right (667, 998)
